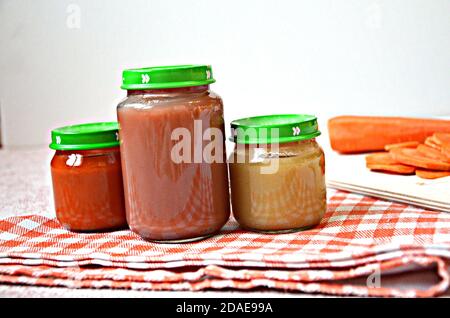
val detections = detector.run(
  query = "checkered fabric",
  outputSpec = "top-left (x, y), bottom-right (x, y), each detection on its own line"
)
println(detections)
top-left (0, 189), bottom-right (450, 297)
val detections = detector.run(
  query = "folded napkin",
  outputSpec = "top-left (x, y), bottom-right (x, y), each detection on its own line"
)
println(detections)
top-left (0, 189), bottom-right (449, 297)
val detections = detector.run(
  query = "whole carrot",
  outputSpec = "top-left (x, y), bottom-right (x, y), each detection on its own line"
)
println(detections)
top-left (328, 116), bottom-right (450, 154)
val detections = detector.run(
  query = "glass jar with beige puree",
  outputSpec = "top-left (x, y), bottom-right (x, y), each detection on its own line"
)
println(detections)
top-left (228, 114), bottom-right (326, 233)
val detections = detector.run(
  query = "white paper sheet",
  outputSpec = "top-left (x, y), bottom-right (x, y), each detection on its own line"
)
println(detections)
top-left (326, 152), bottom-right (450, 212)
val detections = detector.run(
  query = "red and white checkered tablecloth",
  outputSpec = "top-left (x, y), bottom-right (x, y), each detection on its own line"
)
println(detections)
top-left (0, 189), bottom-right (450, 297)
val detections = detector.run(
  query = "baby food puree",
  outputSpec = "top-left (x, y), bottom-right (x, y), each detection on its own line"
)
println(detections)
top-left (49, 122), bottom-right (127, 232)
top-left (117, 65), bottom-right (230, 242)
top-left (229, 114), bottom-right (327, 233)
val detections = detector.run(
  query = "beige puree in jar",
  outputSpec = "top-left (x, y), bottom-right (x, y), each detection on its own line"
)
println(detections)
top-left (229, 115), bottom-right (326, 233)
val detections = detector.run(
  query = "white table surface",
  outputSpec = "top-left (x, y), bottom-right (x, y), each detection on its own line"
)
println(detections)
top-left (0, 147), bottom-right (448, 298)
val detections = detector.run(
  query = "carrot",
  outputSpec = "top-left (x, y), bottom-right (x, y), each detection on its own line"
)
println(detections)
top-left (365, 152), bottom-right (398, 165)
top-left (443, 145), bottom-right (450, 157)
top-left (390, 148), bottom-right (450, 171)
top-left (366, 163), bottom-right (415, 175)
top-left (416, 144), bottom-right (450, 163)
top-left (328, 116), bottom-right (450, 153)
top-left (416, 170), bottom-right (450, 180)
top-left (424, 136), bottom-right (450, 160)
top-left (433, 133), bottom-right (450, 147)
top-left (384, 141), bottom-right (420, 151)
top-left (424, 136), bottom-right (442, 150)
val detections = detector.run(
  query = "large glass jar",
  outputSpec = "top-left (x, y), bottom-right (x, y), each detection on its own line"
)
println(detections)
top-left (117, 65), bottom-right (230, 242)
top-left (228, 115), bottom-right (326, 233)
top-left (49, 122), bottom-right (127, 232)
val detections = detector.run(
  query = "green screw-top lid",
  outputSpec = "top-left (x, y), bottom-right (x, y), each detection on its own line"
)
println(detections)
top-left (230, 114), bottom-right (321, 144)
top-left (121, 64), bottom-right (215, 90)
top-left (49, 122), bottom-right (120, 151)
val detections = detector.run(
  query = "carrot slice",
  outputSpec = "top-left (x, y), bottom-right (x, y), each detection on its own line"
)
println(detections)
top-left (433, 133), bottom-right (450, 149)
top-left (366, 163), bottom-right (415, 175)
top-left (443, 145), bottom-right (450, 156)
top-left (416, 170), bottom-right (450, 180)
top-left (390, 148), bottom-right (450, 171)
top-left (416, 144), bottom-right (450, 163)
top-left (365, 152), bottom-right (398, 165)
top-left (384, 141), bottom-right (420, 151)
top-left (424, 137), bottom-right (442, 150)
top-left (433, 133), bottom-right (450, 158)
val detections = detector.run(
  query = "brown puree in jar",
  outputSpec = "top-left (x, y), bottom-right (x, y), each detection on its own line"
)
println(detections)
top-left (117, 86), bottom-right (230, 241)
top-left (229, 140), bottom-right (326, 232)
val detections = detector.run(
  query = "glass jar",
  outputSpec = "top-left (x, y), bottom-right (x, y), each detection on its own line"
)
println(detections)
top-left (117, 65), bottom-right (230, 242)
top-left (228, 114), bottom-right (326, 233)
top-left (49, 122), bottom-right (127, 232)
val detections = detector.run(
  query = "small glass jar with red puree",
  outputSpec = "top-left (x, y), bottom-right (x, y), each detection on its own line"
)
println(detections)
top-left (49, 122), bottom-right (127, 232)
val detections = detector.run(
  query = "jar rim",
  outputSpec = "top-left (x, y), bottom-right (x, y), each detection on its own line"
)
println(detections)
top-left (230, 114), bottom-right (321, 144)
top-left (49, 122), bottom-right (120, 150)
top-left (121, 65), bottom-right (215, 90)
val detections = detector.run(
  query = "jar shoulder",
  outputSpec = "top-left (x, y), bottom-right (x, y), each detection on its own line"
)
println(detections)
top-left (233, 140), bottom-right (324, 155)
top-left (51, 149), bottom-right (121, 170)
top-left (231, 140), bottom-right (324, 159)
top-left (117, 90), bottom-right (222, 110)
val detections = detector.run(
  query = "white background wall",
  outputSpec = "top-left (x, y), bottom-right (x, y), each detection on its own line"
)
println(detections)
top-left (0, 0), bottom-right (449, 147)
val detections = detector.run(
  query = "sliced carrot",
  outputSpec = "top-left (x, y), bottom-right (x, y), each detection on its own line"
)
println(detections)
top-left (436, 133), bottom-right (450, 148)
top-left (443, 145), bottom-right (450, 157)
top-left (366, 163), bottom-right (415, 175)
top-left (365, 152), bottom-right (398, 165)
top-left (424, 136), bottom-right (442, 150)
top-left (416, 144), bottom-right (450, 163)
top-left (416, 170), bottom-right (450, 180)
top-left (432, 133), bottom-right (450, 158)
top-left (384, 141), bottom-right (420, 151)
top-left (433, 133), bottom-right (450, 147)
top-left (390, 148), bottom-right (450, 171)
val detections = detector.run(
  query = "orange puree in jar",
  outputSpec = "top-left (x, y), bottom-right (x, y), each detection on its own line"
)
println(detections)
top-left (49, 123), bottom-right (127, 232)
top-left (229, 115), bottom-right (327, 233)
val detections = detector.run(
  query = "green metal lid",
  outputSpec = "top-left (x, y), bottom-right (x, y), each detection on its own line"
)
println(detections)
top-left (121, 64), bottom-right (215, 90)
top-left (49, 122), bottom-right (120, 151)
top-left (230, 114), bottom-right (321, 144)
